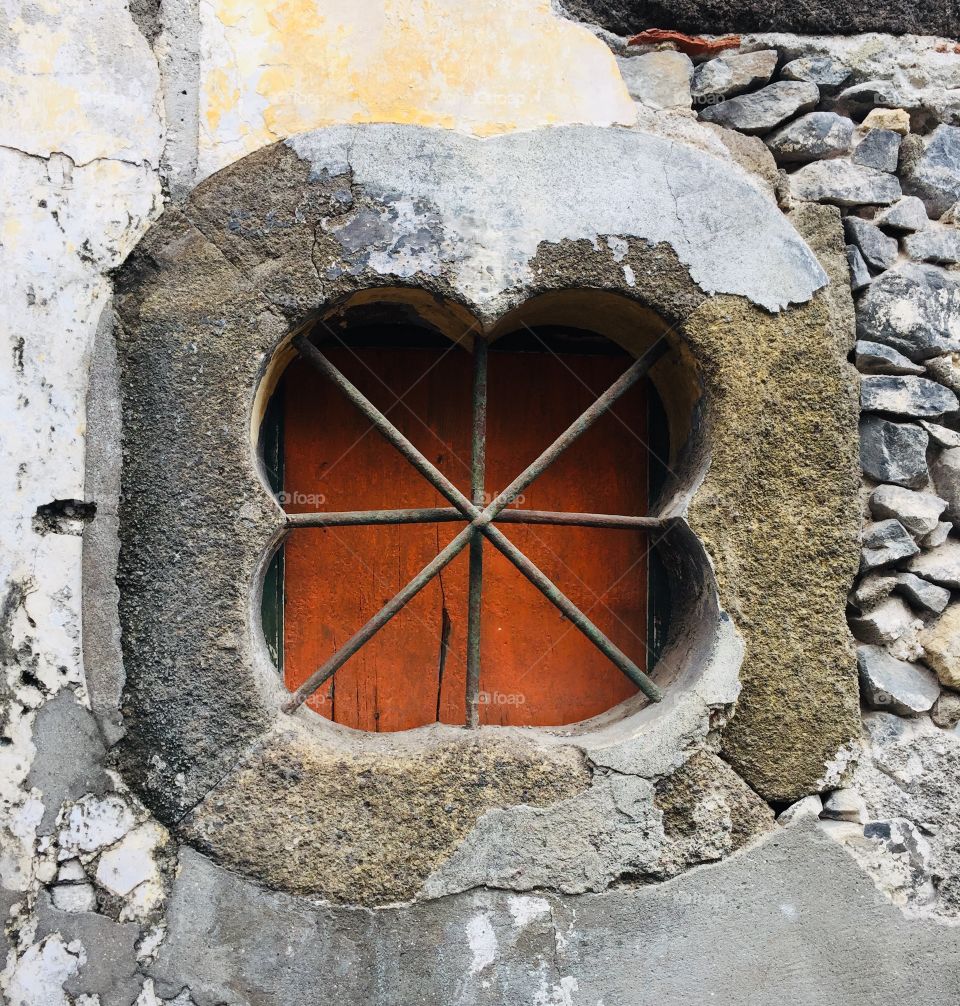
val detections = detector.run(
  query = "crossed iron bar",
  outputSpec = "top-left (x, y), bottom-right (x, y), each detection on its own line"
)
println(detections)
top-left (281, 333), bottom-right (670, 725)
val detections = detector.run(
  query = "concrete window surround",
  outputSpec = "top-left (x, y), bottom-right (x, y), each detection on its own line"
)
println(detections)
top-left (89, 123), bottom-right (861, 905)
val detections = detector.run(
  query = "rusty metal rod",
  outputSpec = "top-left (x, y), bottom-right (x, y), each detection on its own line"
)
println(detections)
top-left (286, 508), bottom-right (665, 530)
top-left (483, 340), bottom-right (670, 521)
top-left (286, 507), bottom-right (458, 527)
top-left (292, 335), bottom-right (488, 523)
top-left (466, 337), bottom-right (488, 729)
top-left (501, 510), bottom-right (662, 529)
top-left (292, 334), bottom-right (667, 536)
top-left (282, 336), bottom-right (668, 712)
top-left (483, 528), bottom-right (664, 699)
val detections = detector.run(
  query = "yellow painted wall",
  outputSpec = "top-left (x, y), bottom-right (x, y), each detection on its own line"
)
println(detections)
top-left (198, 0), bottom-right (635, 176)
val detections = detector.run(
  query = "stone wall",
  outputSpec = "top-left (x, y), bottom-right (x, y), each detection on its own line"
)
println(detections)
top-left (2, 2), bottom-right (960, 1003)
top-left (624, 29), bottom-right (960, 919)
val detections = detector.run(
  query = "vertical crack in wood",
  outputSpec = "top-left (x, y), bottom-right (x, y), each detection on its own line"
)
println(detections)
top-left (436, 605), bottom-right (452, 724)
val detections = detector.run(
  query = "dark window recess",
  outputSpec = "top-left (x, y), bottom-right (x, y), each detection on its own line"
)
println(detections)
top-left (259, 382), bottom-right (285, 670)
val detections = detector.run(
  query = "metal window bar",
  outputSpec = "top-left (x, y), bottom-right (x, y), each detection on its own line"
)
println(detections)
top-left (280, 333), bottom-right (670, 721)
top-left (466, 337), bottom-right (488, 729)
top-left (286, 508), bottom-right (666, 530)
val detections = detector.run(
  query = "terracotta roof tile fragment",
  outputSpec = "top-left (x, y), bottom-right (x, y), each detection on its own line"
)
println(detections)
top-left (627, 28), bottom-right (741, 59)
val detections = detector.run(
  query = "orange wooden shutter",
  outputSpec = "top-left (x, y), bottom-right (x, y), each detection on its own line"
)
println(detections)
top-left (281, 338), bottom-right (649, 730)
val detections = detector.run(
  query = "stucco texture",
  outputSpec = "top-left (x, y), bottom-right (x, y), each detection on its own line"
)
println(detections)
top-left (183, 729), bottom-right (593, 904)
top-left (147, 822), bottom-right (960, 1005)
top-left (687, 203), bottom-right (862, 800)
top-left (197, 0), bottom-right (635, 177)
top-left (111, 124), bottom-right (858, 904)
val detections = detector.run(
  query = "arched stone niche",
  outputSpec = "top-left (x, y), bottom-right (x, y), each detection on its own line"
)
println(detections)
top-left (104, 124), bottom-right (860, 905)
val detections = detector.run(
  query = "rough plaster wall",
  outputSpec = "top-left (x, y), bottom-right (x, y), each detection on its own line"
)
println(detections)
top-left (2, 0), bottom-right (960, 1001)
top-left (684, 207), bottom-right (862, 801)
top-left (560, 0), bottom-right (960, 38)
top-left (0, 0), bottom-right (170, 999)
top-left (196, 0), bottom-right (636, 178)
top-left (0, 0), bottom-right (165, 976)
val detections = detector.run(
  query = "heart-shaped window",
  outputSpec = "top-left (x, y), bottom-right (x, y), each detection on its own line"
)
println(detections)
top-left (259, 303), bottom-right (677, 731)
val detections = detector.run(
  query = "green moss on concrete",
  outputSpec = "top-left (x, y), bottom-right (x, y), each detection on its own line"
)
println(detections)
top-left (655, 751), bottom-right (775, 857)
top-left (183, 729), bottom-right (591, 905)
top-left (684, 204), bottom-right (861, 801)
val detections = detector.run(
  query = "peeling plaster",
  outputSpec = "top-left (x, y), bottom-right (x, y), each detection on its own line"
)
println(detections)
top-left (58, 795), bottom-right (138, 859)
top-left (0, 1), bottom-right (163, 167)
top-left (288, 124), bottom-right (828, 313)
top-left (4, 934), bottom-right (83, 1006)
top-left (196, 0), bottom-right (635, 178)
top-left (465, 912), bottom-right (497, 973)
top-left (0, 161), bottom-right (159, 888)
top-left (0, 0), bottom-right (165, 993)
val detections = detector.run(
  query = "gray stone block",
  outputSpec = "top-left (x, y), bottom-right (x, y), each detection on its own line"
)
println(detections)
top-left (691, 49), bottom-right (778, 103)
top-left (858, 645), bottom-right (940, 715)
top-left (616, 50), bottom-right (692, 111)
top-left (931, 446), bottom-right (960, 523)
top-left (870, 484), bottom-right (947, 535)
top-left (780, 56), bottom-right (851, 89)
top-left (901, 125), bottom-right (960, 218)
top-left (861, 519), bottom-right (920, 572)
top-left (856, 265), bottom-right (960, 361)
top-left (927, 354), bottom-right (960, 395)
top-left (854, 341), bottom-right (923, 376)
top-left (789, 159), bottom-right (902, 207)
top-left (700, 81), bottom-right (819, 135)
top-left (904, 227), bottom-right (960, 265)
top-left (777, 794), bottom-right (824, 824)
top-left (844, 216), bottom-right (899, 272)
top-left (860, 416), bottom-right (930, 488)
top-left (847, 247), bottom-right (872, 291)
top-left (907, 540), bottom-right (960, 588)
top-left (895, 571), bottom-right (951, 613)
top-left (852, 129), bottom-right (901, 173)
top-left (51, 883), bottom-right (97, 913)
top-left (921, 420), bottom-right (960, 448)
top-left (920, 521), bottom-right (953, 548)
top-left (766, 112), bottom-right (854, 164)
top-left (841, 77), bottom-right (898, 116)
top-left (850, 595), bottom-right (915, 645)
top-left (855, 711), bottom-right (960, 917)
top-left (932, 690), bottom-right (960, 728)
top-left (861, 375), bottom-right (959, 419)
top-left (875, 196), bottom-right (929, 234)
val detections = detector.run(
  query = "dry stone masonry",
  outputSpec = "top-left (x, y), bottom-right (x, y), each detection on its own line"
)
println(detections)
top-left (623, 23), bottom-right (960, 923)
top-left (3, 2), bottom-right (960, 1003)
